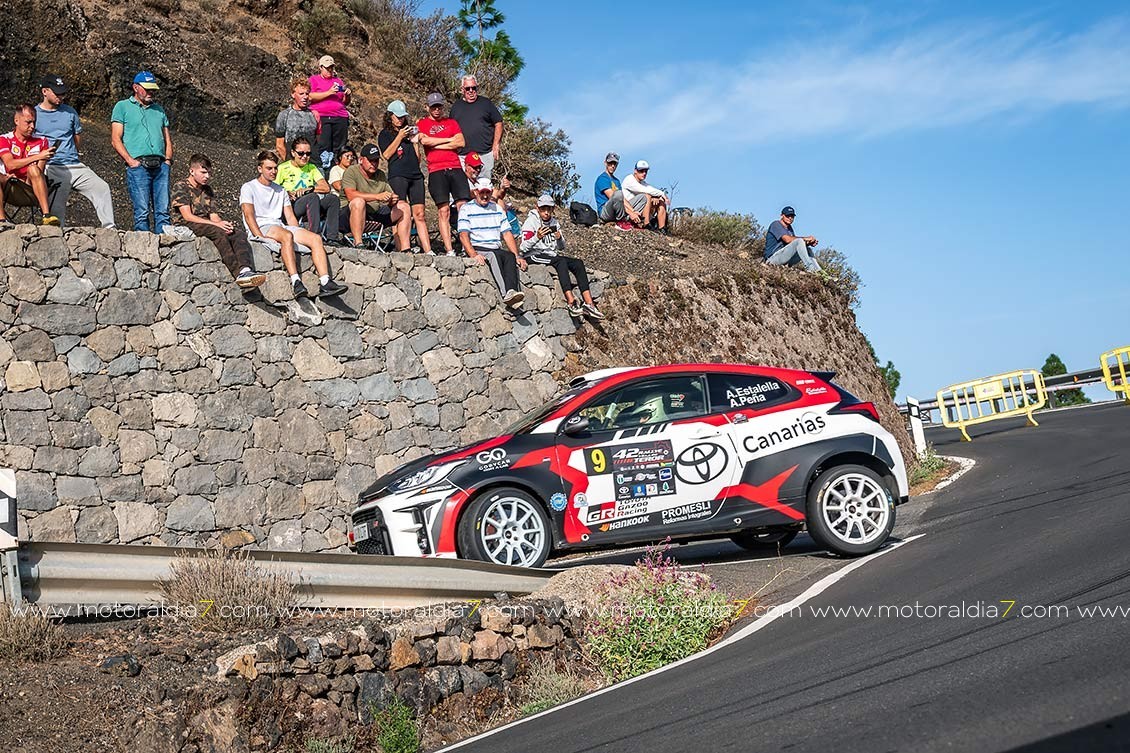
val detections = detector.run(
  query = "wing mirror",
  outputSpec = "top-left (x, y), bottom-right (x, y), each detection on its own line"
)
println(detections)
top-left (563, 415), bottom-right (590, 436)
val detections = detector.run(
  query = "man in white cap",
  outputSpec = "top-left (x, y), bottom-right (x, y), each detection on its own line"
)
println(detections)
top-left (620, 159), bottom-right (669, 234)
top-left (458, 177), bottom-right (526, 309)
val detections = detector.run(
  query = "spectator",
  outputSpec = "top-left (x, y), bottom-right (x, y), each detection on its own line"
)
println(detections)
top-left (462, 152), bottom-right (509, 203)
top-left (764, 206), bottom-right (823, 273)
top-left (339, 143), bottom-right (408, 250)
top-left (308, 55), bottom-right (351, 173)
top-left (33, 75), bottom-right (115, 228)
top-left (621, 159), bottom-right (668, 234)
top-left (379, 100), bottom-right (431, 254)
top-left (450, 74), bottom-right (503, 180)
top-left (171, 154), bottom-right (265, 290)
top-left (417, 92), bottom-right (467, 255)
top-left (521, 195), bottom-right (604, 319)
top-left (458, 177), bottom-right (526, 309)
top-left (239, 150), bottom-right (346, 299)
top-left (0, 104), bottom-right (58, 226)
top-left (274, 78), bottom-right (320, 161)
top-left (594, 151), bottom-right (637, 229)
top-left (328, 145), bottom-right (355, 195)
top-left (110, 71), bottom-right (173, 233)
top-left (275, 136), bottom-right (338, 244)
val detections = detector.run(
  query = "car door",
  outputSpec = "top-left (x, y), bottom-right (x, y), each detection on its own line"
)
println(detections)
top-left (556, 374), bottom-right (741, 543)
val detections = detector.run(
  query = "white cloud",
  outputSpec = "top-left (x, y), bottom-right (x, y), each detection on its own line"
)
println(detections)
top-left (545, 19), bottom-right (1130, 162)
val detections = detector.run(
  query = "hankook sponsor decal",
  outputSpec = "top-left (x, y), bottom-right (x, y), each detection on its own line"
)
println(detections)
top-left (599, 515), bottom-right (650, 532)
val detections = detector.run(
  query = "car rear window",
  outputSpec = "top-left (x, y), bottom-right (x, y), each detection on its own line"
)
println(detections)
top-left (707, 373), bottom-right (796, 413)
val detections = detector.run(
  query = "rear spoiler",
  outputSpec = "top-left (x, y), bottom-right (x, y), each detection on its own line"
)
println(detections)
top-left (812, 370), bottom-right (837, 382)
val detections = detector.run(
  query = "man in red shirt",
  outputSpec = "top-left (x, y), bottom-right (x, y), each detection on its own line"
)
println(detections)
top-left (0, 104), bottom-right (58, 226)
top-left (417, 92), bottom-right (467, 255)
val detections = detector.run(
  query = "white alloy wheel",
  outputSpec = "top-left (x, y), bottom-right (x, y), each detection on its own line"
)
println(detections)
top-left (477, 493), bottom-right (548, 567)
top-left (819, 472), bottom-right (891, 546)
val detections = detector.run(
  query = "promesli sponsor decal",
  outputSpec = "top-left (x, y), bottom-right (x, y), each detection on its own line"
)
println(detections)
top-left (743, 414), bottom-right (826, 454)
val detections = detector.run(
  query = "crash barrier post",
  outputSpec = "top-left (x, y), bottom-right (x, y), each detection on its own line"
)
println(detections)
top-left (905, 396), bottom-right (928, 457)
top-left (0, 469), bottom-right (22, 606)
top-left (936, 370), bottom-right (1047, 442)
top-left (1100, 346), bottom-right (1130, 403)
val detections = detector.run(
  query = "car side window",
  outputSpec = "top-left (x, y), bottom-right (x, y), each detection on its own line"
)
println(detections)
top-left (576, 376), bottom-right (707, 431)
top-left (707, 373), bottom-right (796, 413)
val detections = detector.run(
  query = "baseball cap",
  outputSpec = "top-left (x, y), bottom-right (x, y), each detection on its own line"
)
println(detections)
top-left (473, 177), bottom-right (493, 192)
top-left (387, 100), bottom-right (408, 117)
top-left (359, 143), bottom-right (380, 160)
top-left (536, 194), bottom-right (555, 208)
top-left (605, 152), bottom-right (620, 163)
top-left (133, 71), bottom-right (159, 90)
top-left (635, 159), bottom-right (650, 170)
top-left (426, 92), bottom-right (445, 107)
top-left (465, 152), bottom-right (483, 168)
top-left (40, 74), bottom-right (69, 94)
top-left (318, 55), bottom-right (336, 68)
top-left (781, 206), bottom-right (796, 217)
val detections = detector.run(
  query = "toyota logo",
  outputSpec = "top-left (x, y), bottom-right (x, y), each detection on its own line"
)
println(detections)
top-left (674, 443), bottom-right (728, 484)
top-left (476, 448), bottom-right (507, 464)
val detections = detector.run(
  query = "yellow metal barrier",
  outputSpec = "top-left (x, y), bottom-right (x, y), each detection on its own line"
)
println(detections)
top-left (1100, 346), bottom-right (1130, 403)
top-left (937, 370), bottom-right (1047, 442)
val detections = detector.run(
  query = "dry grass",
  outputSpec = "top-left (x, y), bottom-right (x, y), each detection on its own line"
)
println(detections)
top-left (519, 658), bottom-right (589, 716)
top-left (158, 549), bottom-right (302, 632)
top-left (0, 604), bottom-right (68, 662)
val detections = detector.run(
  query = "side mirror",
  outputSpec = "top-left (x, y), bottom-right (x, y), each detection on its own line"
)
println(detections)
top-left (563, 416), bottom-right (590, 436)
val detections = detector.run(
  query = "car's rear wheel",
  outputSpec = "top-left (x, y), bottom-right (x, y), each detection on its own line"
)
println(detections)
top-left (806, 464), bottom-right (895, 557)
top-left (457, 487), bottom-right (551, 567)
top-left (729, 528), bottom-right (798, 552)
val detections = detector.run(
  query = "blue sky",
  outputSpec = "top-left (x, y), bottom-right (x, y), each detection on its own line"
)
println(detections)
top-left (424, 1), bottom-right (1130, 400)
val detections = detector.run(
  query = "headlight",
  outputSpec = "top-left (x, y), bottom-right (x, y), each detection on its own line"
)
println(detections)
top-left (388, 461), bottom-right (465, 493)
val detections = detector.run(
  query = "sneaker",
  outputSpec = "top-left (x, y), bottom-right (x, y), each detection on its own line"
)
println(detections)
top-left (658, 227), bottom-right (670, 236)
top-left (343, 235), bottom-right (364, 249)
top-left (445, 249), bottom-right (458, 257)
top-left (567, 300), bottom-right (584, 317)
top-left (502, 289), bottom-right (525, 307)
top-left (292, 279), bottom-right (309, 299)
top-left (319, 278), bottom-right (348, 297)
top-left (615, 221), bottom-right (634, 231)
top-left (235, 270), bottom-right (267, 289)
top-left (40, 214), bottom-right (60, 227)
top-left (0, 219), bottom-right (14, 230)
top-left (582, 302), bottom-right (606, 319)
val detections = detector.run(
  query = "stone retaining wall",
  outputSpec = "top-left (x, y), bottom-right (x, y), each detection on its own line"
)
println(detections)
top-left (0, 225), bottom-right (606, 550)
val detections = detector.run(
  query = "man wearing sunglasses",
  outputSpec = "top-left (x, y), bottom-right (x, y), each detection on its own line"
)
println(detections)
top-left (620, 159), bottom-right (668, 234)
top-left (276, 136), bottom-right (338, 245)
top-left (451, 75), bottom-right (503, 181)
top-left (418, 92), bottom-right (467, 255)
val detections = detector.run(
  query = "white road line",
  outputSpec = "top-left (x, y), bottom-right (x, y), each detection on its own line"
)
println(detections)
top-left (437, 533), bottom-right (925, 751)
top-left (925, 456), bottom-right (976, 494)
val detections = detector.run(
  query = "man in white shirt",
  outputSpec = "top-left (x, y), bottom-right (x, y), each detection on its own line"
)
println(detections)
top-left (239, 150), bottom-right (347, 299)
top-left (458, 177), bottom-right (527, 309)
top-left (620, 159), bottom-right (669, 234)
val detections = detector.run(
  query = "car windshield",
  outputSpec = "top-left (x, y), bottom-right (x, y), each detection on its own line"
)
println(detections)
top-left (503, 385), bottom-right (589, 435)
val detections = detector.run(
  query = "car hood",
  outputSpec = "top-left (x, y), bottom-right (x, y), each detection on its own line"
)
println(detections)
top-left (356, 434), bottom-right (513, 502)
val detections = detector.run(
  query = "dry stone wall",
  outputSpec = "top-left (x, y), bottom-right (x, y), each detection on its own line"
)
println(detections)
top-left (0, 225), bottom-right (605, 550)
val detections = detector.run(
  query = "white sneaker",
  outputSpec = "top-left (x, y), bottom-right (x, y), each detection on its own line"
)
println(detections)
top-left (502, 289), bottom-right (525, 307)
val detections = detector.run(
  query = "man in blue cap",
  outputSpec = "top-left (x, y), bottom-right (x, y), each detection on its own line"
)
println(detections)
top-left (110, 71), bottom-right (173, 232)
top-left (764, 206), bottom-right (823, 273)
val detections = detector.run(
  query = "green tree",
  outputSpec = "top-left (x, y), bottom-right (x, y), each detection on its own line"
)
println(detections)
top-left (863, 335), bottom-right (901, 399)
top-left (455, 1), bottom-right (527, 123)
top-left (1041, 353), bottom-right (1090, 406)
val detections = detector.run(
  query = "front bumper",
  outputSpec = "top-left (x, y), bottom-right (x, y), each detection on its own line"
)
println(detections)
top-left (348, 486), bottom-right (461, 557)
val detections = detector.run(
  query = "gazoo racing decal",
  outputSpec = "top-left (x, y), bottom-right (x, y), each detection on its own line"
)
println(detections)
top-left (726, 380), bottom-right (784, 408)
top-left (585, 440), bottom-right (674, 475)
top-left (743, 413), bottom-right (827, 454)
top-left (661, 500), bottom-right (714, 525)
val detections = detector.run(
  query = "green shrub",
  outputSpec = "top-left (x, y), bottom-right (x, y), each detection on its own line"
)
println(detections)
top-left (305, 737), bottom-right (354, 753)
top-left (671, 208), bottom-right (764, 253)
top-left (292, 0), bottom-right (351, 51)
top-left (0, 604), bottom-right (68, 662)
top-left (497, 118), bottom-right (580, 204)
top-left (815, 247), bottom-right (863, 309)
top-left (520, 658), bottom-right (588, 716)
top-left (584, 543), bottom-right (733, 682)
top-left (365, 0), bottom-right (462, 95)
top-left (369, 696), bottom-right (419, 753)
top-left (908, 445), bottom-right (947, 486)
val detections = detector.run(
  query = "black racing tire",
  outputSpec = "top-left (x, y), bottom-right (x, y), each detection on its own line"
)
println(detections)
top-left (729, 528), bottom-right (798, 552)
top-left (806, 464), bottom-right (896, 557)
top-left (457, 487), bottom-right (552, 568)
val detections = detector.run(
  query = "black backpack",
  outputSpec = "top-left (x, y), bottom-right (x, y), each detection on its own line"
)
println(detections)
top-left (569, 201), bottom-right (598, 226)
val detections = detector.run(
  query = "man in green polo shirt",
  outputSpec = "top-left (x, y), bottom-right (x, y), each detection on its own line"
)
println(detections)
top-left (110, 71), bottom-right (173, 233)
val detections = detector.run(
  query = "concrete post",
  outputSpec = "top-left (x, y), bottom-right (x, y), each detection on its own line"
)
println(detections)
top-left (906, 397), bottom-right (928, 458)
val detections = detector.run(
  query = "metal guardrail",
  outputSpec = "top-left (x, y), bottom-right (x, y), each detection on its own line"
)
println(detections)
top-left (5, 541), bottom-right (556, 611)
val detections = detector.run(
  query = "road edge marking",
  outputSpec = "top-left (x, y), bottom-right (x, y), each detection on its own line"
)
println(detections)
top-left (436, 534), bottom-right (925, 751)
top-left (926, 455), bottom-right (976, 494)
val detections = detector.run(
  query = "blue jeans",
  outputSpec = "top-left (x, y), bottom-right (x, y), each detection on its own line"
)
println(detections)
top-left (766, 238), bottom-right (821, 272)
top-left (125, 162), bottom-right (170, 232)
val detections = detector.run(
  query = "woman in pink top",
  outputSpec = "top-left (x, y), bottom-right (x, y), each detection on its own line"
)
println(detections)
top-left (309, 55), bottom-right (351, 172)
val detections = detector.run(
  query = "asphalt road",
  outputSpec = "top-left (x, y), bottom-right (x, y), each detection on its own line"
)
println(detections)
top-left (447, 402), bottom-right (1130, 752)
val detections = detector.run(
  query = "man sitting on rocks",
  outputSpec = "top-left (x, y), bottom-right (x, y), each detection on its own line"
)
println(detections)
top-left (621, 159), bottom-right (668, 234)
top-left (276, 136), bottom-right (338, 245)
top-left (239, 150), bottom-right (347, 299)
top-left (171, 154), bottom-right (265, 290)
top-left (520, 194), bottom-right (604, 319)
top-left (594, 152), bottom-right (637, 230)
top-left (458, 177), bottom-right (527, 310)
top-left (764, 206), bottom-right (823, 274)
top-left (339, 143), bottom-right (408, 250)
top-left (0, 104), bottom-right (59, 226)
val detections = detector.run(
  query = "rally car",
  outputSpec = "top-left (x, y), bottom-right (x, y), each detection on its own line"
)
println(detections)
top-left (348, 363), bottom-right (909, 567)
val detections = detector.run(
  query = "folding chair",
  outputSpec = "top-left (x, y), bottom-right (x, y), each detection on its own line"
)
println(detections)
top-left (1, 175), bottom-right (60, 224)
top-left (361, 219), bottom-right (395, 253)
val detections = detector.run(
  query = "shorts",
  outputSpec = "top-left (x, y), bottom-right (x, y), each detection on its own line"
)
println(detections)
top-left (338, 203), bottom-right (396, 228)
top-left (389, 174), bottom-right (426, 206)
top-left (428, 167), bottom-right (470, 205)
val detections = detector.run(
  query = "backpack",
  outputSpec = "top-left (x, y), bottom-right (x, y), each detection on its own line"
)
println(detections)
top-left (569, 201), bottom-right (598, 227)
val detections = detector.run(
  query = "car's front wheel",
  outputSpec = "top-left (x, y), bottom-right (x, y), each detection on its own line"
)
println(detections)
top-left (806, 464), bottom-right (896, 557)
top-left (729, 527), bottom-right (798, 552)
top-left (457, 487), bottom-right (551, 567)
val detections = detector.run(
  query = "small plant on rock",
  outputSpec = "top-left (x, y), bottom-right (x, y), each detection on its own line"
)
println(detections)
top-left (0, 604), bottom-right (68, 662)
top-left (584, 541), bottom-right (734, 682)
top-left (909, 445), bottom-right (947, 486)
top-left (305, 737), bottom-right (354, 753)
top-left (369, 697), bottom-right (419, 753)
top-left (520, 657), bottom-right (589, 715)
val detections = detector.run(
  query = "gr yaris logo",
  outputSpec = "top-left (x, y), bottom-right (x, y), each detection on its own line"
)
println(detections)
top-left (674, 442), bottom-right (729, 484)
